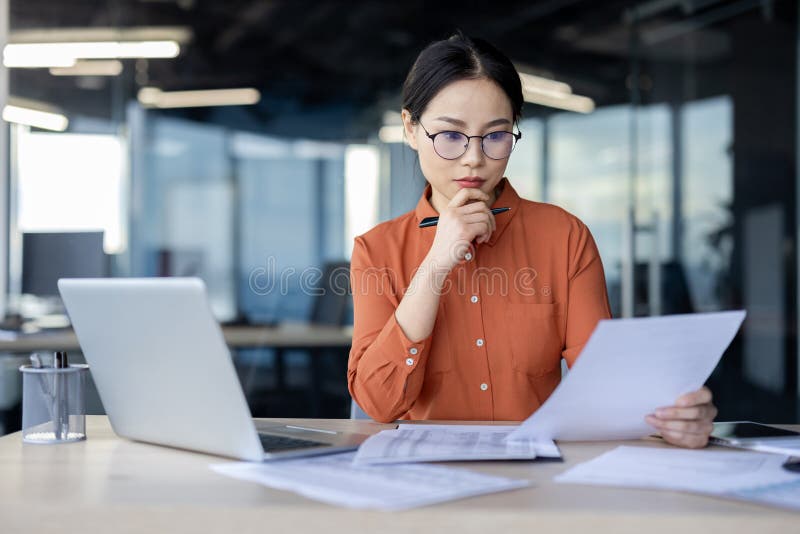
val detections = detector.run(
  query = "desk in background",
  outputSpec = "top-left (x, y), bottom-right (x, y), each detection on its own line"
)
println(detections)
top-left (0, 322), bottom-right (353, 352)
top-left (0, 323), bottom-right (355, 421)
top-left (0, 416), bottom-right (797, 534)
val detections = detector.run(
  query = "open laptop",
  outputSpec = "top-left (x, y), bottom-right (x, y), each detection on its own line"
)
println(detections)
top-left (58, 277), bottom-right (371, 461)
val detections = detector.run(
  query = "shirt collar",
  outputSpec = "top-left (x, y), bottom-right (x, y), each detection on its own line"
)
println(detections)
top-left (414, 178), bottom-right (521, 247)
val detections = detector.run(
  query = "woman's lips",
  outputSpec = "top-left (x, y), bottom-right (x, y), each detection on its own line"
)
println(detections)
top-left (454, 177), bottom-right (485, 188)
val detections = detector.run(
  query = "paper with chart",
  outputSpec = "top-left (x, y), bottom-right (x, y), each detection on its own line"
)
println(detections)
top-left (507, 310), bottom-right (747, 442)
top-left (353, 424), bottom-right (561, 465)
top-left (555, 445), bottom-right (800, 511)
top-left (210, 451), bottom-right (530, 511)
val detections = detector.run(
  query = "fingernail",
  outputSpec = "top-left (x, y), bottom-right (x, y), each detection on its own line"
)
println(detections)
top-left (656, 409), bottom-right (668, 418)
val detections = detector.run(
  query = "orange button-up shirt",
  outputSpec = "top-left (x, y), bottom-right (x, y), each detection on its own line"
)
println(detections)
top-left (348, 178), bottom-right (612, 423)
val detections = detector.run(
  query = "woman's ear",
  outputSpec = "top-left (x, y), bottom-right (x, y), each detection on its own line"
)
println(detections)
top-left (401, 109), bottom-right (418, 151)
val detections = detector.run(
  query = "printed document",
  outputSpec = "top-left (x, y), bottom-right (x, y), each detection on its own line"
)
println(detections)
top-left (353, 424), bottom-right (560, 465)
top-left (555, 445), bottom-right (800, 511)
top-left (508, 311), bottom-right (746, 442)
top-left (210, 451), bottom-right (529, 510)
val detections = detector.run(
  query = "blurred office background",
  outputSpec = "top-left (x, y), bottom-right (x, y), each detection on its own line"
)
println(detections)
top-left (0, 0), bottom-right (797, 433)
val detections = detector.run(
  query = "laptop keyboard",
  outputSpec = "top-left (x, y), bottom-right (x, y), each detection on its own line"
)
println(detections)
top-left (258, 433), bottom-right (330, 453)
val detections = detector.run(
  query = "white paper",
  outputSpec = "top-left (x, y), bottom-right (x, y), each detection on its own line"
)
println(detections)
top-left (353, 425), bottom-right (560, 465)
top-left (508, 311), bottom-right (746, 442)
top-left (210, 451), bottom-right (529, 510)
top-left (555, 445), bottom-right (800, 511)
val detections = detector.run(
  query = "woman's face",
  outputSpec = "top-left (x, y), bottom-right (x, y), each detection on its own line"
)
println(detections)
top-left (402, 77), bottom-right (515, 212)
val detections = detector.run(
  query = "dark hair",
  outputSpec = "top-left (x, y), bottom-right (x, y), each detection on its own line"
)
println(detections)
top-left (402, 32), bottom-right (523, 124)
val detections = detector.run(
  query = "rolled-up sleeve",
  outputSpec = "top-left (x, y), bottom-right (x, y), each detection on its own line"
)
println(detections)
top-left (561, 220), bottom-right (612, 367)
top-left (347, 236), bottom-right (433, 422)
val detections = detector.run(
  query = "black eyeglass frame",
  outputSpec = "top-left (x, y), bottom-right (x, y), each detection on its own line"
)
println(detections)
top-left (418, 121), bottom-right (523, 160)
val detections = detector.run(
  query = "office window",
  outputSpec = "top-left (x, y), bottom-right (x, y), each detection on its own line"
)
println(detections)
top-left (681, 96), bottom-right (733, 311)
top-left (16, 129), bottom-right (126, 253)
top-left (344, 145), bottom-right (380, 258)
top-left (505, 117), bottom-right (543, 201)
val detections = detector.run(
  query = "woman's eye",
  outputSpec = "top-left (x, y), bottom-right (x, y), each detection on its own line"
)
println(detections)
top-left (485, 132), bottom-right (506, 142)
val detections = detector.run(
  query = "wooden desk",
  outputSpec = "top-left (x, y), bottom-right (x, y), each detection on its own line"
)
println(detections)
top-left (0, 322), bottom-right (353, 353)
top-left (0, 417), bottom-right (796, 533)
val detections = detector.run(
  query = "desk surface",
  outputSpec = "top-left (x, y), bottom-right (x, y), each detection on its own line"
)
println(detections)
top-left (0, 417), bottom-right (797, 534)
top-left (0, 322), bottom-right (353, 352)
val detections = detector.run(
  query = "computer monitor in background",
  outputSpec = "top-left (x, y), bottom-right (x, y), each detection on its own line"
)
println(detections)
top-left (22, 231), bottom-right (108, 297)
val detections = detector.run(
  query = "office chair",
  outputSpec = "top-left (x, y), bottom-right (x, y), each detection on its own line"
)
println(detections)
top-left (350, 400), bottom-right (370, 420)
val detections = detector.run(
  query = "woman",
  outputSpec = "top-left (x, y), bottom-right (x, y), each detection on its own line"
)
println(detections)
top-left (348, 33), bottom-right (717, 448)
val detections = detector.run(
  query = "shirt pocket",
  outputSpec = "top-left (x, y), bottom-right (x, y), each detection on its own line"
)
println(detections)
top-left (504, 302), bottom-right (564, 377)
top-left (425, 304), bottom-right (453, 374)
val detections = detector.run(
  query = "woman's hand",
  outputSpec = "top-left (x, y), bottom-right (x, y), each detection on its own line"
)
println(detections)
top-left (427, 187), bottom-right (496, 271)
top-left (645, 387), bottom-right (718, 449)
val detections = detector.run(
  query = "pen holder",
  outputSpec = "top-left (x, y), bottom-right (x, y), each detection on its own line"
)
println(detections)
top-left (19, 364), bottom-right (88, 444)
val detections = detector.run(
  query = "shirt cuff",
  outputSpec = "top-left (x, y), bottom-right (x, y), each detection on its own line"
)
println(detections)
top-left (373, 312), bottom-right (430, 372)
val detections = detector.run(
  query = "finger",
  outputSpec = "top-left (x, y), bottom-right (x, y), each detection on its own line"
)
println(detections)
top-left (457, 201), bottom-right (492, 215)
top-left (464, 220), bottom-right (492, 243)
top-left (448, 187), bottom-right (491, 208)
top-left (646, 416), bottom-right (713, 435)
top-left (675, 387), bottom-right (712, 407)
top-left (462, 212), bottom-right (494, 225)
top-left (660, 429), bottom-right (709, 449)
top-left (653, 404), bottom-right (718, 421)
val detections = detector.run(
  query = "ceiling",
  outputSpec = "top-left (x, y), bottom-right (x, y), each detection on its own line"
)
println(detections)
top-left (6, 0), bottom-right (791, 140)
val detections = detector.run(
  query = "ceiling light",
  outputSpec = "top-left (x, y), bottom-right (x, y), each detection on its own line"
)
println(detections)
top-left (522, 85), bottom-right (595, 114)
top-left (3, 40), bottom-right (180, 68)
top-left (49, 60), bottom-right (123, 76)
top-left (3, 54), bottom-right (76, 68)
top-left (2, 103), bottom-right (68, 131)
top-left (10, 26), bottom-right (192, 44)
top-left (518, 72), bottom-right (572, 95)
top-left (137, 87), bottom-right (261, 108)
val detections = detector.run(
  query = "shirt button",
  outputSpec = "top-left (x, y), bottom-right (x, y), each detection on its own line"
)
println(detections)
top-left (409, 347), bottom-right (418, 355)
top-left (476, 338), bottom-right (484, 347)
top-left (405, 358), bottom-right (414, 366)
top-left (480, 383), bottom-right (489, 391)
top-left (464, 252), bottom-right (473, 261)
top-left (470, 295), bottom-right (479, 303)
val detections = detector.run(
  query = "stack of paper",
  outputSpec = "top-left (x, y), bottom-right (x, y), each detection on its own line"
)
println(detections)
top-left (555, 445), bottom-right (800, 511)
top-left (211, 451), bottom-right (529, 510)
top-left (354, 424), bottom-right (560, 465)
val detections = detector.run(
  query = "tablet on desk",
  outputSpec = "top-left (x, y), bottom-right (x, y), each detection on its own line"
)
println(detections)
top-left (710, 421), bottom-right (800, 457)
top-left (712, 422), bottom-right (800, 442)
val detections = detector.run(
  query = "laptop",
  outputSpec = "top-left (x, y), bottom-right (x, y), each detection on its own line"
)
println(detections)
top-left (58, 277), bottom-right (371, 461)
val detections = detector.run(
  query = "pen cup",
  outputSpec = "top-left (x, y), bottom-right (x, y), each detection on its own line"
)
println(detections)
top-left (19, 364), bottom-right (88, 444)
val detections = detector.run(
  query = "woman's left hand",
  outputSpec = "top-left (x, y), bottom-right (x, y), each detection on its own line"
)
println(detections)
top-left (645, 386), bottom-right (718, 449)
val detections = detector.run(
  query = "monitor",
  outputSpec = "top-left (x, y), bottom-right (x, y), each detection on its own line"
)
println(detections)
top-left (22, 231), bottom-right (107, 297)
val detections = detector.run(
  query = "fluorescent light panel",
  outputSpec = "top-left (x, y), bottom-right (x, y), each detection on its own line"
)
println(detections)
top-left (518, 72), bottom-right (573, 95)
top-left (3, 40), bottom-right (180, 68)
top-left (10, 26), bottom-right (192, 44)
top-left (49, 60), bottom-right (123, 76)
top-left (522, 86), bottom-right (595, 114)
top-left (2, 105), bottom-right (68, 131)
top-left (518, 73), bottom-right (595, 114)
top-left (137, 87), bottom-right (261, 108)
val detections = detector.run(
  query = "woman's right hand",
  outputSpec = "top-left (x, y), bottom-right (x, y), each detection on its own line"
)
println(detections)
top-left (427, 188), bottom-right (497, 271)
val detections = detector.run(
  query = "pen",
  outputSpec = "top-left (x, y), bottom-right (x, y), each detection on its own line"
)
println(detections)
top-left (60, 351), bottom-right (69, 440)
top-left (418, 207), bottom-right (510, 228)
top-left (53, 352), bottom-right (62, 440)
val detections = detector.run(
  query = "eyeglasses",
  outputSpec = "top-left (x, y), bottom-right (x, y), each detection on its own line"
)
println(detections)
top-left (419, 122), bottom-right (522, 160)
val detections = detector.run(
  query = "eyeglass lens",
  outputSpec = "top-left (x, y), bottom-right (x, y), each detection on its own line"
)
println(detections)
top-left (433, 131), bottom-right (516, 160)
